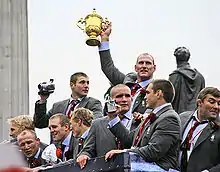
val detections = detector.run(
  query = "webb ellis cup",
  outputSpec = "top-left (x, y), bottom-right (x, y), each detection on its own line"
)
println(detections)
top-left (77, 9), bottom-right (109, 46)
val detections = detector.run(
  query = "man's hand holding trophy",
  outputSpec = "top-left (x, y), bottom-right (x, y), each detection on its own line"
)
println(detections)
top-left (77, 8), bottom-right (110, 46)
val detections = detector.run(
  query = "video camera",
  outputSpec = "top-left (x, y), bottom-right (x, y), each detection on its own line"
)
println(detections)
top-left (38, 79), bottom-right (55, 96)
top-left (104, 95), bottom-right (117, 113)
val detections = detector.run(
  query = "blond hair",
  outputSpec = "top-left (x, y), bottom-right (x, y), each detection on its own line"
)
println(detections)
top-left (8, 115), bottom-right (34, 131)
top-left (70, 108), bottom-right (93, 127)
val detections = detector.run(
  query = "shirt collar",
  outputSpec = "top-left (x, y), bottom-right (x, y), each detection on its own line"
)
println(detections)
top-left (69, 96), bottom-right (84, 104)
top-left (122, 110), bottom-right (132, 120)
top-left (153, 103), bottom-right (171, 114)
top-left (136, 78), bottom-right (153, 88)
top-left (81, 128), bottom-right (90, 139)
top-left (193, 110), bottom-right (208, 122)
top-left (62, 131), bottom-right (72, 146)
top-left (34, 148), bottom-right (41, 159)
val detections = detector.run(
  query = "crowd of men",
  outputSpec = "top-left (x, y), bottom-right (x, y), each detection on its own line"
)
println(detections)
top-left (1, 22), bottom-right (219, 172)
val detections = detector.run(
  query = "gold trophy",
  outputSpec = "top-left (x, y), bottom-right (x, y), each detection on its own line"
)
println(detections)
top-left (77, 9), bottom-right (109, 46)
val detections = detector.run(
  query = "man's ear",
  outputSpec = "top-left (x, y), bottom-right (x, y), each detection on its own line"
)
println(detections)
top-left (64, 123), bottom-right (70, 131)
top-left (134, 64), bottom-right (138, 72)
top-left (197, 99), bottom-right (202, 107)
top-left (36, 138), bottom-right (40, 144)
top-left (70, 82), bottom-right (75, 88)
top-left (156, 90), bottom-right (163, 98)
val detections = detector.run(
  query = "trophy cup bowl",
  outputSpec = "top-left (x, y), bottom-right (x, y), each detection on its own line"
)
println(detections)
top-left (77, 9), bottom-right (108, 46)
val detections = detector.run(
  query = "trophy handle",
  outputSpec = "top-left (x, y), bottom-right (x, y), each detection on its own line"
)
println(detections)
top-left (77, 18), bottom-right (85, 30)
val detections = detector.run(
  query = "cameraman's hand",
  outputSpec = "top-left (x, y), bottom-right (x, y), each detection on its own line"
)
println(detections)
top-left (38, 94), bottom-right (49, 104)
top-left (106, 104), bottom-right (121, 120)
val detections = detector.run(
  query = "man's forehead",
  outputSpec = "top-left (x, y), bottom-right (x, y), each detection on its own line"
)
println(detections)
top-left (205, 94), bottom-right (220, 101)
top-left (113, 87), bottom-right (130, 96)
top-left (137, 54), bottom-right (154, 63)
top-left (49, 118), bottom-right (60, 125)
top-left (18, 134), bottom-right (33, 142)
top-left (76, 76), bottom-right (89, 81)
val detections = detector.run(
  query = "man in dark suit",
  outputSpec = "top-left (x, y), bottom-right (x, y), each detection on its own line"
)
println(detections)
top-left (179, 87), bottom-right (220, 172)
top-left (98, 23), bottom-right (156, 117)
top-left (17, 129), bottom-right (47, 168)
top-left (48, 114), bottom-right (78, 162)
top-left (76, 84), bottom-right (135, 169)
top-left (169, 46), bottom-right (205, 114)
top-left (34, 72), bottom-right (103, 129)
top-left (70, 107), bottom-right (93, 159)
top-left (104, 79), bottom-right (181, 171)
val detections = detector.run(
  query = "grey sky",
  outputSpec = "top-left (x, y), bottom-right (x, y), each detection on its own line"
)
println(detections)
top-left (28, 0), bottom-right (220, 143)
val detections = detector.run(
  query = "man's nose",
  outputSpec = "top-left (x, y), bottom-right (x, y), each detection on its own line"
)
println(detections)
top-left (213, 102), bottom-right (219, 109)
top-left (24, 143), bottom-right (29, 149)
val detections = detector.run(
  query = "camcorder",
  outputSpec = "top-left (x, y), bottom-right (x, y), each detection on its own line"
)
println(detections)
top-left (104, 96), bottom-right (117, 113)
top-left (38, 79), bottom-right (55, 96)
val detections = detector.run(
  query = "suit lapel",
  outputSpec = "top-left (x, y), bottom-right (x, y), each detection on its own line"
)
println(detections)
top-left (140, 105), bottom-right (172, 138)
top-left (134, 105), bottom-right (172, 145)
top-left (181, 114), bottom-right (193, 138)
top-left (77, 97), bottom-right (89, 108)
top-left (192, 122), bottom-right (216, 151)
top-left (132, 93), bottom-right (143, 112)
top-left (63, 99), bottom-right (70, 114)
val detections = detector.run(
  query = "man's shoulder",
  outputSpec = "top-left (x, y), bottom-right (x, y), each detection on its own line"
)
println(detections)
top-left (179, 111), bottom-right (194, 120)
top-left (123, 72), bottom-right (137, 85)
top-left (86, 96), bottom-right (100, 102)
top-left (157, 108), bottom-right (180, 125)
top-left (53, 99), bottom-right (69, 106)
top-left (92, 116), bottom-right (108, 124)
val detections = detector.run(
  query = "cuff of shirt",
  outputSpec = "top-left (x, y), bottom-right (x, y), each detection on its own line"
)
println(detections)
top-left (98, 41), bottom-right (109, 51)
top-left (108, 116), bottom-right (120, 128)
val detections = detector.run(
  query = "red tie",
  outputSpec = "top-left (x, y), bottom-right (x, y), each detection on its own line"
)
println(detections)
top-left (131, 83), bottom-right (141, 97)
top-left (180, 118), bottom-right (207, 172)
top-left (186, 119), bottom-right (207, 150)
top-left (66, 100), bottom-right (79, 118)
top-left (133, 112), bottom-right (156, 147)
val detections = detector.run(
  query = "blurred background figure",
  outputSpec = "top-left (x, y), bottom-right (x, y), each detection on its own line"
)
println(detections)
top-left (169, 46), bottom-right (205, 114)
top-left (0, 143), bottom-right (26, 171)
top-left (1, 115), bottom-right (34, 145)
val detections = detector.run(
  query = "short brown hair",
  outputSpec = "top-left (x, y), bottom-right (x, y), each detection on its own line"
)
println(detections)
top-left (70, 108), bottom-right (93, 127)
top-left (197, 87), bottom-right (220, 101)
top-left (8, 115), bottom-right (34, 131)
top-left (49, 113), bottom-right (70, 127)
top-left (70, 72), bottom-right (88, 84)
top-left (151, 79), bottom-right (175, 103)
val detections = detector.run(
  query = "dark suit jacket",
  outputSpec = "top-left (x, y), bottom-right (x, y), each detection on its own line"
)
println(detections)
top-left (79, 116), bottom-right (118, 158)
top-left (26, 148), bottom-right (47, 168)
top-left (180, 111), bottom-right (220, 172)
top-left (62, 135), bottom-right (79, 161)
top-left (34, 97), bottom-right (103, 128)
top-left (99, 50), bottom-right (148, 114)
top-left (110, 105), bottom-right (181, 171)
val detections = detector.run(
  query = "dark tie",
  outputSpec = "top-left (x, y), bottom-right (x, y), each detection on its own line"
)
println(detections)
top-left (133, 112), bottom-right (156, 147)
top-left (180, 118), bottom-right (208, 172)
top-left (66, 99), bottom-right (80, 118)
top-left (131, 83), bottom-right (141, 97)
top-left (78, 138), bottom-right (84, 154)
top-left (27, 157), bottom-right (41, 168)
